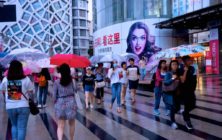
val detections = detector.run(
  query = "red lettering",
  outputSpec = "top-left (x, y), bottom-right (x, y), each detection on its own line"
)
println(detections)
top-left (113, 33), bottom-right (120, 44)
top-left (103, 36), bottom-right (107, 46)
top-left (108, 35), bottom-right (113, 45)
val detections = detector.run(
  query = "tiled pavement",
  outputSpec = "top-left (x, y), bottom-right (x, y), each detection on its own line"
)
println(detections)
top-left (0, 75), bottom-right (222, 140)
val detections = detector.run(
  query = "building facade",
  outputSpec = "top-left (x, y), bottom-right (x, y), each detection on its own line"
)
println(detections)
top-left (93, 0), bottom-right (179, 61)
top-left (72, 0), bottom-right (89, 57)
top-left (0, 0), bottom-right (73, 54)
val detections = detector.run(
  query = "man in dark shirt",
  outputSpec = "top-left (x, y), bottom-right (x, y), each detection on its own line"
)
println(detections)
top-left (180, 55), bottom-right (197, 130)
top-left (127, 58), bottom-right (140, 103)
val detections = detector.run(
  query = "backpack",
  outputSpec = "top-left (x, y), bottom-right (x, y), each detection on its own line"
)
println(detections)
top-left (38, 75), bottom-right (47, 87)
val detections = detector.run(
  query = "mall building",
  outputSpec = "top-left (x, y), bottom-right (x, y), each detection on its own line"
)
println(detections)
top-left (93, 0), bottom-right (222, 74)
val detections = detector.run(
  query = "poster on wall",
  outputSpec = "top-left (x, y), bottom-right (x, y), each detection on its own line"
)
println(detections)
top-left (93, 18), bottom-right (173, 71)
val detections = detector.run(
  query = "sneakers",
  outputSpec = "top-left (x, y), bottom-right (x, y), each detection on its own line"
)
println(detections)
top-left (90, 105), bottom-right (94, 109)
top-left (171, 123), bottom-right (178, 129)
top-left (153, 109), bottom-right (160, 116)
top-left (37, 104), bottom-right (42, 108)
top-left (43, 104), bottom-right (47, 108)
top-left (185, 121), bottom-right (193, 130)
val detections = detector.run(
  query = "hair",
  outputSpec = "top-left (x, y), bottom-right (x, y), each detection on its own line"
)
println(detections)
top-left (169, 60), bottom-right (179, 72)
top-left (126, 22), bottom-right (152, 59)
top-left (59, 63), bottom-right (72, 87)
top-left (7, 60), bottom-right (25, 80)
top-left (157, 60), bottom-right (167, 70)
top-left (129, 58), bottom-right (135, 62)
top-left (121, 62), bottom-right (126, 67)
top-left (40, 68), bottom-right (51, 80)
top-left (182, 55), bottom-right (191, 62)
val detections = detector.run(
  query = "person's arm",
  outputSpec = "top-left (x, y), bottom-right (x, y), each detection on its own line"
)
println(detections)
top-left (53, 81), bottom-right (58, 102)
top-left (137, 66), bottom-right (140, 75)
top-left (1, 77), bottom-right (7, 94)
top-left (108, 69), bottom-right (114, 79)
top-left (163, 72), bottom-right (173, 86)
top-left (155, 70), bottom-right (163, 83)
top-left (180, 67), bottom-right (188, 83)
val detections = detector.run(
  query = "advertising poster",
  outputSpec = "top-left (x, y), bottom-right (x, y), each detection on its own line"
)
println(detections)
top-left (93, 18), bottom-right (174, 71)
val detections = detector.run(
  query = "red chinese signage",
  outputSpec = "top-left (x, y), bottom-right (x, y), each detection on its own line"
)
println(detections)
top-left (94, 32), bottom-right (120, 48)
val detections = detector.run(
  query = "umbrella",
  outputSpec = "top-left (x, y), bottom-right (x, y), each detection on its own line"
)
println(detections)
top-left (120, 53), bottom-right (139, 62)
top-left (0, 48), bottom-right (49, 67)
top-left (50, 54), bottom-right (90, 68)
top-left (4, 67), bottom-right (33, 76)
top-left (100, 54), bottom-right (124, 64)
top-left (153, 44), bottom-right (206, 59)
top-left (89, 55), bottom-right (103, 64)
top-left (35, 58), bottom-right (55, 68)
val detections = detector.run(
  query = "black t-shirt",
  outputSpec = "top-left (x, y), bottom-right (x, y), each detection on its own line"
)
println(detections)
top-left (180, 66), bottom-right (197, 93)
top-left (82, 74), bottom-right (96, 86)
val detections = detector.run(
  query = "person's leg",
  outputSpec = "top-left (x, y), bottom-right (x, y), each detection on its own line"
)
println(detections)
top-left (43, 87), bottom-right (47, 106)
top-left (154, 87), bottom-right (161, 110)
top-left (101, 87), bottom-right (104, 100)
top-left (117, 83), bottom-right (122, 112)
top-left (90, 92), bottom-right (95, 108)
top-left (57, 119), bottom-right (66, 140)
top-left (34, 83), bottom-right (39, 103)
top-left (85, 93), bottom-right (89, 108)
top-left (96, 88), bottom-right (101, 104)
top-left (121, 84), bottom-right (126, 104)
top-left (7, 109), bottom-right (18, 140)
top-left (38, 87), bottom-right (43, 106)
top-left (68, 119), bottom-right (75, 140)
top-left (17, 107), bottom-right (30, 140)
top-left (110, 84), bottom-right (116, 108)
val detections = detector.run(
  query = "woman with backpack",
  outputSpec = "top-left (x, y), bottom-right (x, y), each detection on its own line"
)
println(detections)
top-left (38, 68), bottom-right (51, 108)
top-left (1, 60), bottom-right (34, 140)
top-left (53, 63), bottom-right (77, 140)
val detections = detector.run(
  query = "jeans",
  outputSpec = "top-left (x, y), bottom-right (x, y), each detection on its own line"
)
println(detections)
top-left (154, 87), bottom-right (166, 110)
top-left (96, 87), bottom-right (104, 99)
top-left (163, 92), bottom-right (180, 123)
top-left (111, 83), bottom-right (122, 107)
top-left (7, 107), bottom-right (30, 140)
top-left (38, 86), bottom-right (48, 105)
top-left (140, 68), bottom-right (146, 80)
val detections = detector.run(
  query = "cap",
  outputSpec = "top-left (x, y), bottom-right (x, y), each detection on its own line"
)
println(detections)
top-left (86, 66), bottom-right (92, 70)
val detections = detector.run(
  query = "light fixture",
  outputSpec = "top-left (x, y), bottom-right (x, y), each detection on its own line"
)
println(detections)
top-left (0, 0), bottom-right (6, 8)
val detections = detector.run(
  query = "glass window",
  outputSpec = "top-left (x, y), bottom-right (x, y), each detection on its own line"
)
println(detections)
top-left (73, 0), bottom-right (78, 7)
top-left (79, 0), bottom-right (87, 9)
top-left (80, 39), bottom-right (88, 46)
top-left (126, 0), bottom-right (134, 19)
top-left (73, 39), bottom-right (79, 46)
top-left (80, 20), bottom-right (87, 27)
top-left (79, 10), bottom-right (87, 17)
top-left (73, 19), bottom-right (78, 26)
top-left (73, 29), bottom-right (78, 36)
top-left (80, 29), bottom-right (86, 36)
top-left (73, 9), bottom-right (78, 16)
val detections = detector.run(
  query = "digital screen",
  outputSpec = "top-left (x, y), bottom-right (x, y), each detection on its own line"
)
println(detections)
top-left (0, 5), bottom-right (16, 22)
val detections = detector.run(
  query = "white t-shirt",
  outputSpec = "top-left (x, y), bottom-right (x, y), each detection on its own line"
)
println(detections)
top-left (1, 77), bottom-right (34, 110)
top-left (108, 68), bottom-right (122, 85)
top-left (120, 69), bottom-right (128, 84)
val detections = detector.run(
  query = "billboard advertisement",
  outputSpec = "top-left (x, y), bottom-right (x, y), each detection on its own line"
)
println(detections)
top-left (93, 18), bottom-right (174, 68)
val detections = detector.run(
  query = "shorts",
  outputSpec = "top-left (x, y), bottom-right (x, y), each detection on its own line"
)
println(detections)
top-left (84, 85), bottom-right (94, 93)
top-left (128, 80), bottom-right (139, 90)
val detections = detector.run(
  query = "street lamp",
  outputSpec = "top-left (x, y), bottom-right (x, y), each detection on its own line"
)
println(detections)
top-left (0, 0), bottom-right (6, 8)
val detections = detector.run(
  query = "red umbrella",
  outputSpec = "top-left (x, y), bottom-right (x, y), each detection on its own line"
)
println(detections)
top-left (50, 54), bottom-right (90, 68)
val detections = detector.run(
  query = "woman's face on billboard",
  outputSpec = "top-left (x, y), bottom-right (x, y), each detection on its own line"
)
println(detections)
top-left (131, 28), bottom-right (147, 55)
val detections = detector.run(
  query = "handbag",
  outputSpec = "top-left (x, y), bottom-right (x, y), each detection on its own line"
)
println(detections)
top-left (21, 92), bottom-right (39, 115)
top-left (72, 81), bottom-right (83, 110)
top-left (162, 80), bottom-right (179, 93)
top-left (96, 81), bottom-right (105, 88)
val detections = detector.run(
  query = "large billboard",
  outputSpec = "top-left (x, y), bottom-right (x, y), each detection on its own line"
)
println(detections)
top-left (93, 18), bottom-right (174, 61)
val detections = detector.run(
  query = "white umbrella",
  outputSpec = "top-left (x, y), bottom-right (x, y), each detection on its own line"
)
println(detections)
top-left (153, 44), bottom-right (206, 59)
top-left (100, 54), bottom-right (124, 64)
top-left (1, 48), bottom-right (49, 67)
top-left (89, 55), bottom-right (103, 64)
top-left (120, 53), bottom-right (139, 62)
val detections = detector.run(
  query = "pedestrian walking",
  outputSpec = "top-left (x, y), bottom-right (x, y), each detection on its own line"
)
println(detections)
top-left (127, 58), bottom-right (140, 104)
top-left (53, 63), bottom-right (77, 140)
top-left (139, 56), bottom-right (147, 80)
top-left (162, 60), bottom-right (180, 129)
top-left (120, 62), bottom-right (128, 105)
top-left (1, 60), bottom-right (34, 140)
top-left (94, 63), bottom-right (105, 104)
top-left (180, 55), bottom-right (197, 130)
top-left (153, 60), bottom-right (168, 116)
top-left (108, 61), bottom-right (123, 113)
top-left (38, 68), bottom-right (51, 108)
top-left (82, 67), bottom-right (95, 109)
